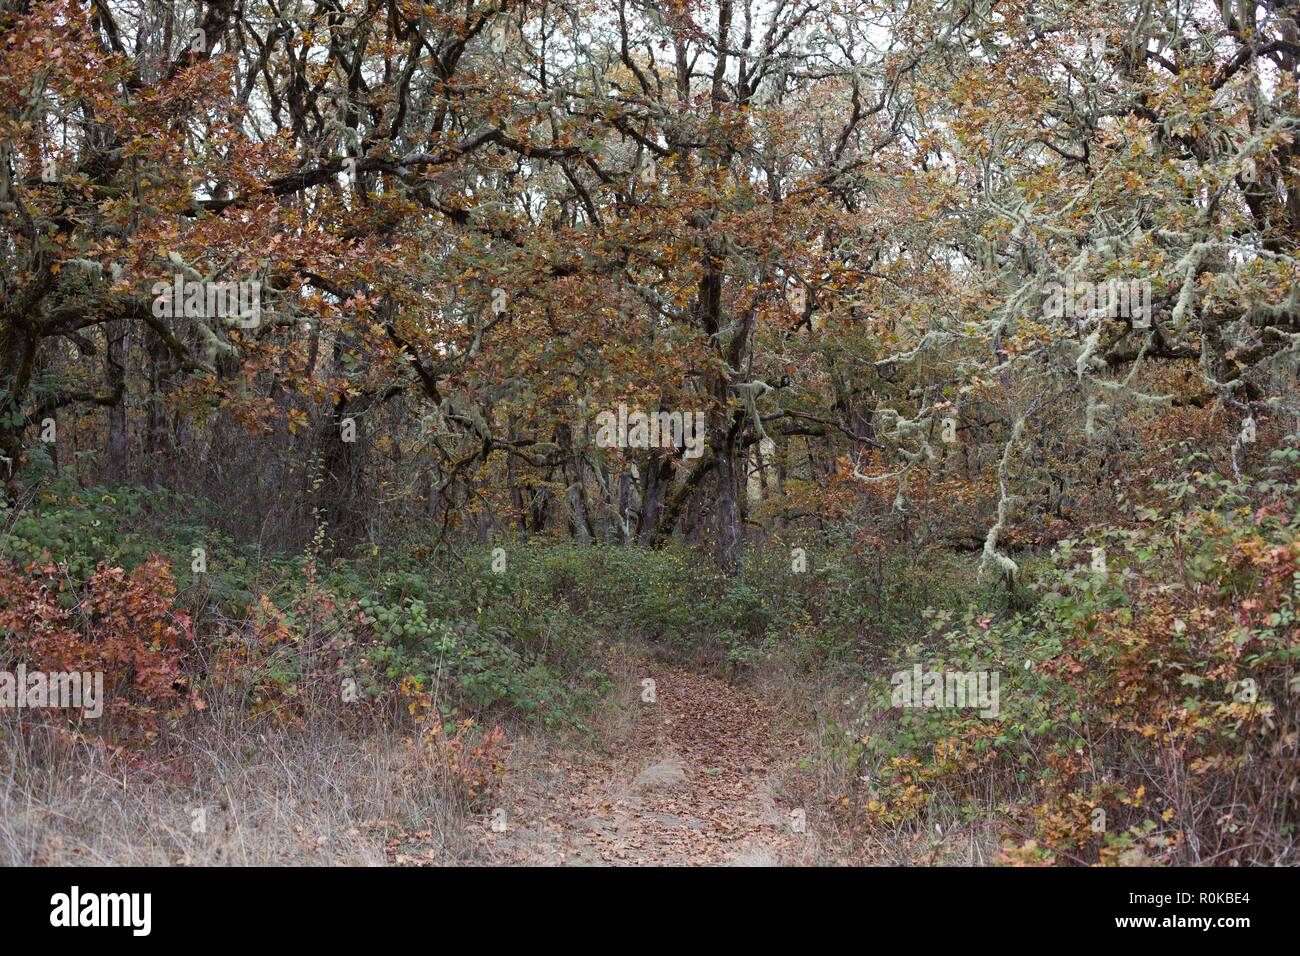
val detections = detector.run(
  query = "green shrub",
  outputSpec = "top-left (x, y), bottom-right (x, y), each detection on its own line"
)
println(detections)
top-left (845, 455), bottom-right (1300, 865)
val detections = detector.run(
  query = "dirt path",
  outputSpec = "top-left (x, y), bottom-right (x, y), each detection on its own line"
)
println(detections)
top-left (473, 665), bottom-right (812, 866)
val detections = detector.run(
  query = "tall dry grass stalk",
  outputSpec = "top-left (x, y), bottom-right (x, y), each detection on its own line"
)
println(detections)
top-left (0, 694), bottom-right (474, 866)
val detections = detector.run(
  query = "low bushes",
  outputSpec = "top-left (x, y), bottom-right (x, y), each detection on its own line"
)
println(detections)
top-left (842, 457), bottom-right (1300, 865)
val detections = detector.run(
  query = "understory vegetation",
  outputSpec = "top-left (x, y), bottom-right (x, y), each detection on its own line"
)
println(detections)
top-left (4, 452), bottom-right (1298, 864)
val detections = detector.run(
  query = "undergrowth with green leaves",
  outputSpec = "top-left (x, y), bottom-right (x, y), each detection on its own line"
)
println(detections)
top-left (829, 453), bottom-right (1300, 866)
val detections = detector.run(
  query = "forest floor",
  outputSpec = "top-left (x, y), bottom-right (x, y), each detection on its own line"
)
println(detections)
top-left (461, 660), bottom-right (822, 866)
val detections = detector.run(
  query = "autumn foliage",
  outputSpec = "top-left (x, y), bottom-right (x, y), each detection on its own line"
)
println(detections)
top-left (2, 0), bottom-right (1300, 865)
top-left (0, 555), bottom-right (187, 734)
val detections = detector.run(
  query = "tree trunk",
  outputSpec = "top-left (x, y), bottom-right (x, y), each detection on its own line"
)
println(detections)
top-left (104, 321), bottom-right (129, 484)
top-left (637, 448), bottom-right (674, 544)
top-left (318, 396), bottom-right (367, 550)
top-left (0, 317), bottom-right (37, 498)
top-left (711, 434), bottom-right (742, 569)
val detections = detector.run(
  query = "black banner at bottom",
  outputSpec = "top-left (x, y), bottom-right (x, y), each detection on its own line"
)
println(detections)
top-left (0, 864), bottom-right (1280, 942)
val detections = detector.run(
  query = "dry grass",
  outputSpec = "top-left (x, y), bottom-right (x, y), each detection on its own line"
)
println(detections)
top-left (747, 652), bottom-right (1007, 866)
top-left (2, 639), bottom-right (1008, 867)
top-left (0, 705), bottom-right (472, 866)
top-left (0, 643), bottom-right (648, 868)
